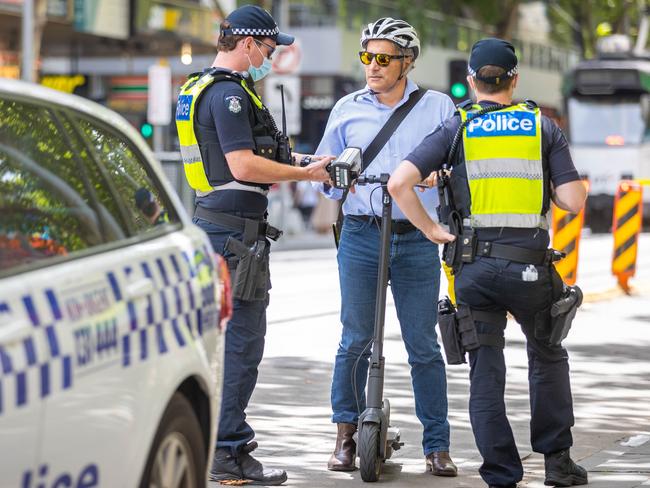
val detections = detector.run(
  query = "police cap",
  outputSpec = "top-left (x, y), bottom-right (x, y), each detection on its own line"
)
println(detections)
top-left (135, 188), bottom-right (154, 210)
top-left (468, 38), bottom-right (518, 84)
top-left (221, 5), bottom-right (294, 46)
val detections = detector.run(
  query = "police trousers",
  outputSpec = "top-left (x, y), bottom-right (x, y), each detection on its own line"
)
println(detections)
top-left (455, 256), bottom-right (574, 487)
top-left (194, 216), bottom-right (271, 455)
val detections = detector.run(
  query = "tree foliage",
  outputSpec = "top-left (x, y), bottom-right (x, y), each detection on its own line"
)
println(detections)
top-left (229, 0), bottom-right (647, 59)
top-left (548, 0), bottom-right (644, 58)
top-left (339, 0), bottom-right (522, 45)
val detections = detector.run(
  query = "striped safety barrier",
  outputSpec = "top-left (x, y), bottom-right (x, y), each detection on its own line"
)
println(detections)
top-left (552, 181), bottom-right (589, 285)
top-left (611, 180), bottom-right (644, 293)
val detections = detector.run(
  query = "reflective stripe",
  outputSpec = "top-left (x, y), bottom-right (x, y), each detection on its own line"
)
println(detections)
top-left (466, 158), bottom-right (543, 181)
top-left (196, 180), bottom-right (269, 197)
top-left (459, 103), bottom-right (546, 229)
top-left (470, 213), bottom-right (549, 229)
top-left (177, 73), bottom-right (212, 192)
top-left (180, 145), bottom-right (202, 165)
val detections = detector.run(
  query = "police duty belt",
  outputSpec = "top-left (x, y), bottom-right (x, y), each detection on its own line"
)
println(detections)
top-left (467, 238), bottom-right (564, 266)
top-left (194, 206), bottom-right (282, 243)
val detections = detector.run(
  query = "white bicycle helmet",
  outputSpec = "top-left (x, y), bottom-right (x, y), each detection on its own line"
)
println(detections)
top-left (361, 17), bottom-right (420, 60)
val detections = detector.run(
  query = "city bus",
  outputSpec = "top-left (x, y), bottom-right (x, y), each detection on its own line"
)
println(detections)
top-left (563, 55), bottom-right (650, 232)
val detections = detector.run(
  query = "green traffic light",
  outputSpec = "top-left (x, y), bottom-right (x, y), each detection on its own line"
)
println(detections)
top-left (451, 82), bottom-right (468, 99)
top-left (140, 123), bottom-right (153, 138)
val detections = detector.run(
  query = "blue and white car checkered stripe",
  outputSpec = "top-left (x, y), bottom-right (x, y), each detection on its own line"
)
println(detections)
top-left (0, 290), bottom-right (73, 415)
top-left (0, 249), bottom-right (219, 415)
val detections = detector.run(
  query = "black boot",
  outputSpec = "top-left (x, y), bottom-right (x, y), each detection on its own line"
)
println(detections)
top-left (544, 449), bottom-right (588, 487)
top-left (210, 441), bottom-right (288, 485)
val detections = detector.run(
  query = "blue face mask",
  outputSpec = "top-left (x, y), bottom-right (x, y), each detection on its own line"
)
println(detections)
top-left (247, 43), bottom-right (273, 81)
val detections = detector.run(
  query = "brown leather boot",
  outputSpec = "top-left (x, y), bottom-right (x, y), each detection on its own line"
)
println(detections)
top-left (327, 423), bottom-right (357, 471)
top-left (425, 451), bottom-right (458, 477)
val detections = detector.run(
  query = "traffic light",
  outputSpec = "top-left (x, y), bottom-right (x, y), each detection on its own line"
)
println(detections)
top-left (140, 122), bottom-right (153, 139)
top-left (448, 59), bottom-right (469, 104)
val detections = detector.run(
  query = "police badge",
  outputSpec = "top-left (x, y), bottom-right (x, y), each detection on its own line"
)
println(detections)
top-left (226, 95), bottom-right (242, 114)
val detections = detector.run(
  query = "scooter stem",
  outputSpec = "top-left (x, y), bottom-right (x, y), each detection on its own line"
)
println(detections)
top-left (366, 174), bottom-right (391, 410)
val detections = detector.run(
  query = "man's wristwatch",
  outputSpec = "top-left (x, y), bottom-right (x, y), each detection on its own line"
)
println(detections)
top-left (298, 155), bottom-right (313, 167)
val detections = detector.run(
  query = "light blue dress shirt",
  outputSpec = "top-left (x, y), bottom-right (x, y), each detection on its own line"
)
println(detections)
top-left (314, 78), bottom-right (455, 220)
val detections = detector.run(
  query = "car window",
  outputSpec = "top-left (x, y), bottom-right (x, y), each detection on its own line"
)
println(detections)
top-left (73, 117), bottom-right (179, 234)
top-left (0, 98), bottom-right (107, 273)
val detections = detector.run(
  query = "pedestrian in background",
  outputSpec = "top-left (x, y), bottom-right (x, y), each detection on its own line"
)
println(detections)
top-left (389, 37), bottom-right (588, 488)
top-left (175, 4), bottom-right (331, 485)
top-left (314, 17), bottom-right (458, 477)
top-left (293, 180), bottom-right (319, 229)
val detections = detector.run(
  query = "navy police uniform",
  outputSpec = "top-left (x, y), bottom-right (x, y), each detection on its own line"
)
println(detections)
top-left (175, 6), bottom-right (295, 484)
top-left (191, 68), bottom-right (271, 452)
top-left (405, 38), bottom-right (586, 488)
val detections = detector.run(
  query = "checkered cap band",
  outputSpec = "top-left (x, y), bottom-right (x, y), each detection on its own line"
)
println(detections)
top-left (227, 27), bottom-right (279, 37)
top-left (468, 64), bottom-right (518, 78)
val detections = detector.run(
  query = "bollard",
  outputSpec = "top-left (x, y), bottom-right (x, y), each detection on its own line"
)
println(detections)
top-left (611, 180), bottom-right (644, 293)
top-left (552, 180), bottom-right (589, 285)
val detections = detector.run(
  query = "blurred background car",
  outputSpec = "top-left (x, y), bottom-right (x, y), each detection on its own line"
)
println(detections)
top-left (0, 78), bottom-right (231, 488)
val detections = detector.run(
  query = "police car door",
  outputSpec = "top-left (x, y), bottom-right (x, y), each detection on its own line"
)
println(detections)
top-left (34, 112), bottom-right (211, 486)
top-left (1, 94), bottom-right (220, 487)
top-left (0, 97), bottom-right (127, 486)
top-left (0, 271), bottom-right (46, 486)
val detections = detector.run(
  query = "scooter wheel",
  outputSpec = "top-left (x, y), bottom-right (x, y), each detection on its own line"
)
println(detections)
top-left (359, 422), bottom-right (381, 482)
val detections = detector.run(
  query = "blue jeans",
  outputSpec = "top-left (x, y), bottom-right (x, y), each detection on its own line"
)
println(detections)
top-left (332, 216), bottom-right (449, 455)
top-left (193, 217), bottom-right (270, 455)
top-left (456, 256), bottom-right (574, 487)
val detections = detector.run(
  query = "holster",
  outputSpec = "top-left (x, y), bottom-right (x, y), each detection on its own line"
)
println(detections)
top-left (437, 298), bottom-right (505, 365)
top-left (534, 265), bottom-right (583, 346)
top-left (549, 285), bottom-right (583, 346)
top-left (225, 219), bottom-right (270, 302)
top-left (438, 301), bottom-right (465, 365)
top-left (443, 229), bottom-right (477, 274)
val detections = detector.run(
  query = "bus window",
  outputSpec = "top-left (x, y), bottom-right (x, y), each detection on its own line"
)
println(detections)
top-left (567, 96), bottom-right (647, 145)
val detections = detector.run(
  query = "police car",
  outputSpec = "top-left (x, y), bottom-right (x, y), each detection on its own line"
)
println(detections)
top-left (0, 78), bottom-right (231, 487)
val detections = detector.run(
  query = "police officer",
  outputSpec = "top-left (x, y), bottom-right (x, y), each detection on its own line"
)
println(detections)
top-left (134, 187), bottom-right (168, 226)
top-left (389, 38), bottom-right (588, 488)
top-left (175, 5), bottom-right (331, 485)
top-left (315, 18), bottom-right (458, 476)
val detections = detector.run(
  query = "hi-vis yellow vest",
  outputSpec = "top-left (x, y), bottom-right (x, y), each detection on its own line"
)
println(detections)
top-left (175, 71), bottom-right (264, 193)
top-left (458, 103), bottom-right (548, 229)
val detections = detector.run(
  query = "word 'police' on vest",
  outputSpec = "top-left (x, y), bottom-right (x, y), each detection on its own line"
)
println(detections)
top-left (466, 111), bottom-right (536, 138)
top-left (176, 95), bottom-right (193, 121)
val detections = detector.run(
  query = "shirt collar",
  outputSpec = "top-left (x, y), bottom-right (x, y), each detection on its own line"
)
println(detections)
top-left (359, 78), bottom-right (419, 109)
top-left (479, 99), bottom-right (509, 107)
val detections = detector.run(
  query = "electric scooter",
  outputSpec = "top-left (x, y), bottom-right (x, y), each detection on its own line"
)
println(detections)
top-left (354, 173), bottom-right (403, 482)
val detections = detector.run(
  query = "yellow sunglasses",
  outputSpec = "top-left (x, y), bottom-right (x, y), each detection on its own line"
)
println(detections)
top-left (359, 51), bottom-right (410, 67)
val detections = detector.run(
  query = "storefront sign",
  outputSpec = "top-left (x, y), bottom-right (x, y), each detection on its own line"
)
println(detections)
top-left (134, 0), bottom-right (218, 44)
top-left (74, 0), bottom-right (129, 40)
top-left (0, 65), bottom-right (19, 79)
top-left (41, 75), bottom-right (86, 94)
top-left (1, 51), bottom-right (20, 79)
top-left (0, 0), bottom-right (68, 17)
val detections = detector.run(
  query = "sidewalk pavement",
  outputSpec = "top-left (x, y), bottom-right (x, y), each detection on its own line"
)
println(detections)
top-left (209, 247), bottom-right (650, 488)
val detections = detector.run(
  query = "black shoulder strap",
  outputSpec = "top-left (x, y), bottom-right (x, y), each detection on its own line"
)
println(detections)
top-left (360, 87), bottom-right (427, 173)
top-left (332, 87), bottom-right (427, 246)
top-left (447, 103), bottom-right (510, 166)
